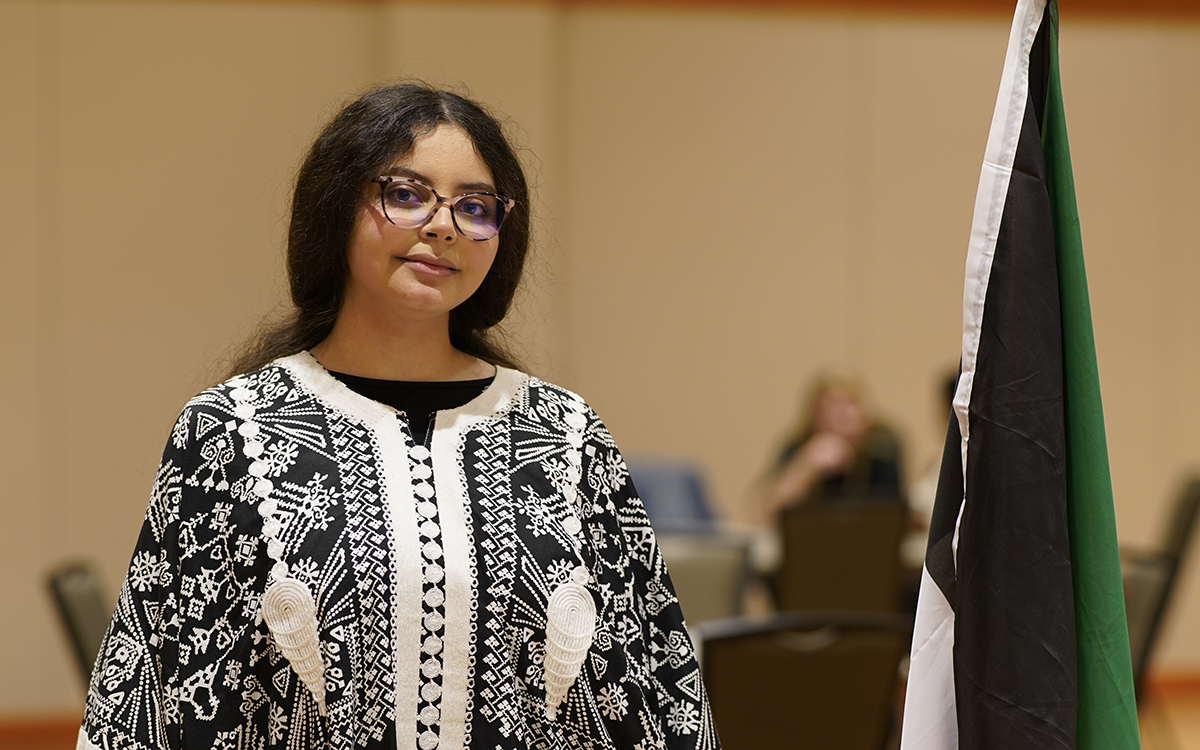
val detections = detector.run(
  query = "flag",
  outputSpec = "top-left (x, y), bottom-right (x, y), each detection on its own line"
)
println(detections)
top-left (900, 1), bottom-right (1140, 748)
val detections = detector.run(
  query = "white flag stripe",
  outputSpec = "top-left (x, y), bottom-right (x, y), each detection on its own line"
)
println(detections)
top-left (900, 566), bottom-right (959, 750)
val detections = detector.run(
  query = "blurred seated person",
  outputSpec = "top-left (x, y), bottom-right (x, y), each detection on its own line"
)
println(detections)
top-left (758, 373), bottom-right (904, 521)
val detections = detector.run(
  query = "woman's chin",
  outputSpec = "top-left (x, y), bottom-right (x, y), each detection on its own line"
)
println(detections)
top-left (383, 279), bottom-right (464, 318)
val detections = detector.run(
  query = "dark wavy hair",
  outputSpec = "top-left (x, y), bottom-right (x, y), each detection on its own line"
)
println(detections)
top-left (227, 83), bottom-right (530, 377)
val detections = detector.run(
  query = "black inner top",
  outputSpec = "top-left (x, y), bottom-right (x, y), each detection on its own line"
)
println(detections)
top-left (330, 371), bottom-right (494, 446)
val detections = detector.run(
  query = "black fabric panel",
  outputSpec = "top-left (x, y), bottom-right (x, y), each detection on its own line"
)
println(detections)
top-left (952, 7), bottom-right (1078, 749)
top-left (925, 394), bottom-right (963, 611)
top-left (329, 372), bottom-right (493, 445)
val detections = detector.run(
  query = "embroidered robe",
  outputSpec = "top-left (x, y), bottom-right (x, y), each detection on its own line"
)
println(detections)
top-left (79, 353), bottom-right (719, 750)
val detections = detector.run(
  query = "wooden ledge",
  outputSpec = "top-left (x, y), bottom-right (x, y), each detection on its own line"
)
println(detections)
top-left (0, 715), bottom-right (82, 750)
top-left (560, 0), bottom-right (1200, 18)
top-left (1147, 671), bottom-right (1200, 699)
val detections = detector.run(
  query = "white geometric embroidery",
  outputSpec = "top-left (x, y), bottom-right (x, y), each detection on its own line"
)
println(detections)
top-left (597, 684), bottom-right (628, 721)
top-left (667, 701), bottom-right (702, 736)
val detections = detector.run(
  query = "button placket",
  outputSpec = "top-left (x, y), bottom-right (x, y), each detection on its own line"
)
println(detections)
top-left (409, 440), bottom-right (446, 749)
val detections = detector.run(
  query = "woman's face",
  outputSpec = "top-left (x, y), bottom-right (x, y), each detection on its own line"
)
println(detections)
top-left (342, 124), bottom-right (500, 329)
top-left (814, 387), bottom-right (868, 443)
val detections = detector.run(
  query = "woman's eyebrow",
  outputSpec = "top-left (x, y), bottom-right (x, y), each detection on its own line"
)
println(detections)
top-left (380, 166), bottom-right (497, 194)
top-left (380, 166), bottom-right (427, 181)
top-left (458, 181), bottom-right (497, 193)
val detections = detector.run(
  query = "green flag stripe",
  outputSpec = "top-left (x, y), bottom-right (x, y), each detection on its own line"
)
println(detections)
top-left (1042, 3), bottom-right (1141, 748)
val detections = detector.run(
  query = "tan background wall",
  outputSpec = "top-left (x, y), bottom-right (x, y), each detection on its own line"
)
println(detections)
top-left (3, 0), bottom-right (1199, 715)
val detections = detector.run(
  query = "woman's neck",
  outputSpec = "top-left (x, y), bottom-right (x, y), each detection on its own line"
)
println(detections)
top-left (309, 308), bottom-right (494, 382)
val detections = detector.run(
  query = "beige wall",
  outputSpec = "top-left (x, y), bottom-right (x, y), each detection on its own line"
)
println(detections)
top-left (3, 0), bottom-right (1199, 714)
top-left (1066, 22), bottom-right (1200, 668)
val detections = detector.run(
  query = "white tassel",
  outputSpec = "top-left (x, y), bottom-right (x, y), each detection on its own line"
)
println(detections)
top-left (544, 566), bottom-right (595, 721)
top-left (263, 577), bottom-right (328, 716)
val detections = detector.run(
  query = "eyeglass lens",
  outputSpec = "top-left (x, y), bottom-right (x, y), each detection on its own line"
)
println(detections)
top-left (379, 179), bottom-right (508, 241)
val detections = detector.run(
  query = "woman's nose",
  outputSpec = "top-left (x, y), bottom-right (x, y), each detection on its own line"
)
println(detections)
top-left (422, 204), bottom-right (457, 242)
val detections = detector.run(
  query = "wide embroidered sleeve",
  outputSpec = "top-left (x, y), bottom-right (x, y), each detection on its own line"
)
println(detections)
top-left (575, 407), bottom-right (720, 750)
top-left (79, 406), bottom-right (190, 750)
top-left (79, 369), bottom-right (342, 750)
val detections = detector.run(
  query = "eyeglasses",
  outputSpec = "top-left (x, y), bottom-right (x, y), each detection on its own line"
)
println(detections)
top-left (372, 176), bottom-right (515, 242)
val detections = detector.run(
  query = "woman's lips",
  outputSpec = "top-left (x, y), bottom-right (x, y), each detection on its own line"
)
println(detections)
top-left (402, 258), bottom-right (456, 277)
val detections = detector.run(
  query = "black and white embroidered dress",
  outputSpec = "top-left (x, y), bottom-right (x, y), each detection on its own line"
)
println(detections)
top-left (80, 352), bottom-right (718, 750)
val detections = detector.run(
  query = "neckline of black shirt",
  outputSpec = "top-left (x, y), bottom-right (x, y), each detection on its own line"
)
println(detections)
top-left (329, 371), bottom-right (495, 447)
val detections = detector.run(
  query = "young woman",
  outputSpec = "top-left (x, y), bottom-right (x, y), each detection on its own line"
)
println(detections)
top-left (79, 84), bottom-right (717, 750)
top-left (758, 373), bottom-right (904, 520)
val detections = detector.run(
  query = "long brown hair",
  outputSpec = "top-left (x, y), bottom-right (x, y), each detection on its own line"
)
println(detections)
top-left (227, 83), bottom-right (531, 377)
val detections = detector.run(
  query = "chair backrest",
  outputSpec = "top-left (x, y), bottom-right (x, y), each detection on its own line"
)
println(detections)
top-left (1160, 478), bottom-right (1200, 563)
top-left (46, 561), bottom-right (112, 686)
top-left (657, 532), bottom-right (748, 624)
top-left (626, 459), bottom-right (716, 533)
top-left (1122, 555), bottom-right (1170, 696)
top-left (698, 611), bottom-right (909, 750)
top-left (774, 499), bottom-right (906, 613)
top-left (1129, 477), bottom-right (1200, 696)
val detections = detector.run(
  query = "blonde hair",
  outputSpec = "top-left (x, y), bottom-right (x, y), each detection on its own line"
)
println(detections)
top-left (787, 369), bottom-right (868, 446)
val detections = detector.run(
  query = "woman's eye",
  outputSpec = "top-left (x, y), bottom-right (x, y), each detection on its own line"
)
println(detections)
top-left (459, 198), bottom-right (493, 219)
top-left (386, 184), bottom-right (425, 206)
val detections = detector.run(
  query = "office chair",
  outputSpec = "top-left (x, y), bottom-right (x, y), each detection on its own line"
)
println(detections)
top-left (47, 561), bottom-right (112, 686)
top-left (698, 610), bottom-right (910, 750)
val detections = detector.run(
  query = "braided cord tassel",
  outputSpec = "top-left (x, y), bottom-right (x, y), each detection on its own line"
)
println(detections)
top-left (263, 578), bottom-right (328, 716)
top-left (544, 566), bottom-right (596, 721)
